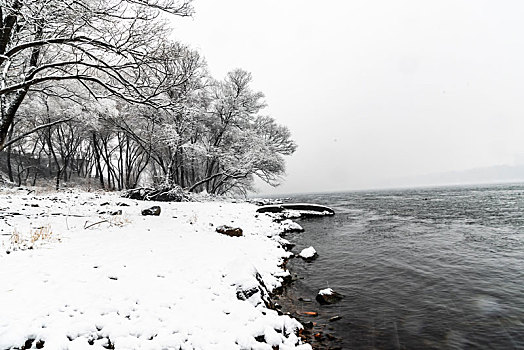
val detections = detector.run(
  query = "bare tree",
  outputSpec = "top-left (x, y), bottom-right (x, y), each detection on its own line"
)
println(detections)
top-left (0, 0), bottom-right (193, 149)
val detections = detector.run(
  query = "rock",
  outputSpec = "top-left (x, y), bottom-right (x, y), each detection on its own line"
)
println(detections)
top-left (235, 272), bottom-right (273, 309)
top-left (280, 240), bottom-right (295, 251)
top-left (99, 210), bottom-right (122, 215)
top-left (116, 202), bottom-right (130, 207)
top-left (280, 273), bottom-right (292, 284)
top-left (141, 206), bottom-right (161, 216)
top-left (24, 338), bottom-right (34, 349)
top-left (329, 315), bottom-right (342, 322)
top-left (325, 333), bottom-right (337, 341)
top-left (216, 225), bottom-right (243, 237)
top-left (299, 246), bottom-right (318, 261)
top-left (257, 203), bottom-right (335, 217)
top-left (254, 335), bottom-right (265, 343)
top-left (316, 288), bottom-right (343, 305)
top-left (303, 321), bottom-right (314, 329)
top-left (280, 219), bottom-right (304, 233)
top-left (236, 286), bottom-right (260, 300)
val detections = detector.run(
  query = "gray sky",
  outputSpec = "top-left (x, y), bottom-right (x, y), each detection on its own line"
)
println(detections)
top-left (173, 0), bottom-right (524, 194)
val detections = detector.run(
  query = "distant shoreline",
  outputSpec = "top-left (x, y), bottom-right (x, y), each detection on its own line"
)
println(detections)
top-left (255, 180), bottom-right (524, 198)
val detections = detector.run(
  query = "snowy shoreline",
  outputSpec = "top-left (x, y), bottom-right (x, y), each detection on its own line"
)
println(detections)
top-left (0, 188), bottom-right (311, 349)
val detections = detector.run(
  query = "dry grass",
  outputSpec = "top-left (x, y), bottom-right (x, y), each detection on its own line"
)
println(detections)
top-left (188, 213), bottom-right (198, 225)
top-left (6, 225), bottom-right (58, 252)
top-left (30, 225), bottom-right (54, 243)
top-left (108, 215), bottom-right (131, 227)
top-left (9, 229), bottom-right (21, 245)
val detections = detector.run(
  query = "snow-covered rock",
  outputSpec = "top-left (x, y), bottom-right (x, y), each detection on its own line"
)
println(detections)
top-left (299, 246), bottom-right (318, 261)
top-left (316, 288), bottom-right (343, 305)
top-left (280, 219), bottom-right (304, 233)
top-left (0, 188), bottom-right (311, 350)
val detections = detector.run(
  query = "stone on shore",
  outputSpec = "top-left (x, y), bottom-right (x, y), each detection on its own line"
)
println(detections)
top-left (216, 225), bottom-right (243, 237)
top-left (141, 206), bottom-right (161, 216)
top-left (280, 219), bottom-right (304, 233)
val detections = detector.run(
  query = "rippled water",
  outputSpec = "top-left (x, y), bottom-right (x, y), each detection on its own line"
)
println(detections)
top-left (280, 184), bottom-right (524, 349)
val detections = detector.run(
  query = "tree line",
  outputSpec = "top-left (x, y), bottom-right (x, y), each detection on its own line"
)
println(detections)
top-left (0, 0), bottom-right (296, 195)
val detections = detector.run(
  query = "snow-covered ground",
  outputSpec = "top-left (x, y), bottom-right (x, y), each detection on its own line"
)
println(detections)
top-left (0, 188), bottom-right (310, 350)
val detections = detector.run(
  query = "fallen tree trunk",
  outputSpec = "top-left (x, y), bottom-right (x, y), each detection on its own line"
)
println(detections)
top-left (121, 186), bottom-right (191, 202)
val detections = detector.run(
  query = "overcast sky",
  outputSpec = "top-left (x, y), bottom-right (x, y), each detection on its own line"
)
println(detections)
top-left (173, 0), bottom-right (524, 195)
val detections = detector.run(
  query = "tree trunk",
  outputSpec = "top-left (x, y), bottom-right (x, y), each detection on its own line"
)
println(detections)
top-left (6, 124), bottom-right (14, 182)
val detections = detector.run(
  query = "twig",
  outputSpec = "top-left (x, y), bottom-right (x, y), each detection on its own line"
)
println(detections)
top-left (84, 220), bottom-right (108, 229)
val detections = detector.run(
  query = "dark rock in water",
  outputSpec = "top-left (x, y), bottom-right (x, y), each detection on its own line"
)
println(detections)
top-left (216, 225), bottom-right (243, 237)
top-left (316, 288), bottom-right (343, 305)
top-left (303, 321), bottom-right (314, 329)
top-left (325, 333), bottom-right (337, 341)
top-left (280, 273), bottom-right (293, 285)
top-left (141, 206), bottom-right (161, 216)
top-left (329, 315), bottom-right (342, 322)
top-left (282, 203), bottom-right (335, 214)
top-left (280, 241), bottom-right (295, 251)
top-left (257, 205), bottom-right (287, 214)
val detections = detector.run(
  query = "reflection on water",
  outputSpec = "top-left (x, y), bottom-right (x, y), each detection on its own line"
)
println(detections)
top-left (281, 184), bottom-right (524, 349)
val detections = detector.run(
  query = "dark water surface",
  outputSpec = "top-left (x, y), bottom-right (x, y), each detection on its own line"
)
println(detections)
top-left (279, 184), bottom-right (524, 349)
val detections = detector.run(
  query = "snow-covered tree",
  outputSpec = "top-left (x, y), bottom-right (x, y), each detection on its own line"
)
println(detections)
top-left (185, 69), bottom-right (296, 194)
top-left (0, 0), bottom-right (193, 149)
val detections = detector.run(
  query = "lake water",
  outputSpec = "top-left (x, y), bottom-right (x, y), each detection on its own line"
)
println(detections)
top-left (277, 184), bottom-right (524, 349)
